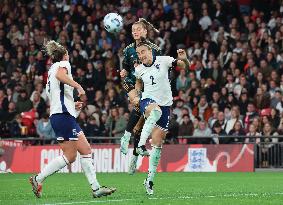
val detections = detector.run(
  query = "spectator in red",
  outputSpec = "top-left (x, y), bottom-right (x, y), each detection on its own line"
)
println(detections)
top-left (192, 95), bottom-right (212, 122)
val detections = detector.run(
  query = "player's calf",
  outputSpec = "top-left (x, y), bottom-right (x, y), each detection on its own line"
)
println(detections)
top-left (120, 131), bottom-right (131, 155)
top-left (128, 155), bottom-right (138, 175)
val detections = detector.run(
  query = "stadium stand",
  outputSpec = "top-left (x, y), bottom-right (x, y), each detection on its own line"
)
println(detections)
top-left (0, 0), bottom-right (282, 147)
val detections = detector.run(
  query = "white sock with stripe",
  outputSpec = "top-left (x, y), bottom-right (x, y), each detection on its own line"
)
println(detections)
top-left (80, 154), bottom-right (100, 190)
top-left (147, 145), bottom-right (162, 182)
top-left (36, 155), bottom-right (69, 183)
top-left (138, 108), bottom-right (162, 147)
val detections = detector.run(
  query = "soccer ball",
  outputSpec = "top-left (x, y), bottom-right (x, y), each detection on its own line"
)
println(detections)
top-left (103, 13), bottom-right (123, 33)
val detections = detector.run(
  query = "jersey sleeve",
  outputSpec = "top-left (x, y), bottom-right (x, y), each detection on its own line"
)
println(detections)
top-left (164, 56), bottom-right (176, 70)
top-left (59, 61), bottom-right (71, 73)
top-left (59, 61), bottom-right (70, 68)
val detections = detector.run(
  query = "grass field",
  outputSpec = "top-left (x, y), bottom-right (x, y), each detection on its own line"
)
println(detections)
top-left (0, 172), bottom-right (283, 205)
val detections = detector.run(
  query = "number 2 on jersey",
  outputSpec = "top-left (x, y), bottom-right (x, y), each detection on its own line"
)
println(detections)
top-left (150, 75), bottom-right (156, 85)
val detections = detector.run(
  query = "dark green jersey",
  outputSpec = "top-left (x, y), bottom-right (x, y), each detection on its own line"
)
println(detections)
top-left (122, 40), bottom-right (161, 85)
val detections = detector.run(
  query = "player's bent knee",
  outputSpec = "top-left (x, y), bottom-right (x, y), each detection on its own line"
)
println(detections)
top-left (84, 146), bottom-right (92, 155)
top-left (148, 107), bottom-right (162, 121)
top-left (78, 145), bottom-right (92, 155)
top-left (65, 152), bottom-right (77, 163)
top-left (151, 139), bottom-right (163, 147)
top-left (146, 104), bottom-right (162, 117)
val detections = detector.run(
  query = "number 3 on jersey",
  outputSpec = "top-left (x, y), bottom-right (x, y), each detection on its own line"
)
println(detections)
top-left (150, 75), bottom-right (156, 85)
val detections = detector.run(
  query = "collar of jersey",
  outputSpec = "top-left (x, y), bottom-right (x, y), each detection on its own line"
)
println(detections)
top-left (143, 55), bottom-right (156, 67)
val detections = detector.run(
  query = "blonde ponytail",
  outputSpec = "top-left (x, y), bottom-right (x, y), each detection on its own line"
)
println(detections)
top-left (136, 18), bottom-right (160, 34)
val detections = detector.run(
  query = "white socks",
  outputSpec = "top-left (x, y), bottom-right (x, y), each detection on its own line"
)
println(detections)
top-left (36, 155), bottom-right (69, 183)
top-left (138, 108), bottom-right (162, 147)
top-left (122, 131), bottom-right (131, 141)
top-left (80, 154), bottom-right (100, 190)
top-left (36, 154), bottom-right (100, 191)
top-left (147, 145), bottom-right (162, 182)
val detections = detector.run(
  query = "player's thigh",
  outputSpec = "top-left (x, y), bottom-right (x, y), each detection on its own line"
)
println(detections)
top-left (50, 114), bottom-right (80, 142)
top-left (151, 105), bottom-right (170, 146)
top-left (151, 127), bottom-right (167, 146)
top-left (77, 133), bottom-right (92, 155)
top-left (59, 140), bottom-right (78, 163)
top-left (133, 116), bottom-right (145, 133)
top-left (144, 103), bottom-right (160, 118)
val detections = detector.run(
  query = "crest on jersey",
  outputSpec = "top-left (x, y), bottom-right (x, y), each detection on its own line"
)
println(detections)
top-left (155, 64), bottom-right (160, 70)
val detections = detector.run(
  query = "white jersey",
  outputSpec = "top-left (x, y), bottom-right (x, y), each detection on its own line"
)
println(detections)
top-left (135, 56), bottom-right (175, 106)
top-left (46, 61), bottom-right (77, 118)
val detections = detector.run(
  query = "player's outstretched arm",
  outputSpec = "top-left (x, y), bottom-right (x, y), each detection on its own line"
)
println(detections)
top-left (56, 67), bottom-right (85, 97)
top-left (176, 49), bottom-right (190, 69)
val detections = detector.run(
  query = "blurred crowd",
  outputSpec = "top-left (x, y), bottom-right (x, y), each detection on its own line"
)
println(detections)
top-left (0, 0), bottom-right (283, 144)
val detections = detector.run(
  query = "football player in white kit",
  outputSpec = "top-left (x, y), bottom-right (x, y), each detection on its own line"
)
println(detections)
top-left (29, 41), bottom-right (116, 198)
top-left (134, 41), bottom-right (189, 195)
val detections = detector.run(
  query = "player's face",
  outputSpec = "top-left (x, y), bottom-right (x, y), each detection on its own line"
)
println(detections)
top-left (136, 45), bottom-right (152, 65)
top-left (132, 24), bottom-right (147, 40)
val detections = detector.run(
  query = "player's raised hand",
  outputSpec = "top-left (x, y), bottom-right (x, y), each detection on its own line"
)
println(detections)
top-left (177, 49), bottom-right (187, 60)
top-left (75, 101), bottom-right (83, 110)
top-left (120, 69), bottom-right (128, 78)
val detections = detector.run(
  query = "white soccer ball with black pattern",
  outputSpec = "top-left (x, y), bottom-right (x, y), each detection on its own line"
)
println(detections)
top-left (103, 13), bottom-right (123, 33)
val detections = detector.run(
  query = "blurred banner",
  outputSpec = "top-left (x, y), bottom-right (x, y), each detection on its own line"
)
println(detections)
top-left (0, 144), bottom-right (254, 173)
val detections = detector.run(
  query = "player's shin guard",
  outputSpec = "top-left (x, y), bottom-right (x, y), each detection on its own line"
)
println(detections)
top-left (147, 145), bottom-right (162, 182)
top-left (126, 107), bottom-right (141, 132)
top-left (36, 155), bottom-right (69, 183)
top-left (138, 108), bottom-right (162, 147)
top-left (80, 154), bottom-right (101, 191)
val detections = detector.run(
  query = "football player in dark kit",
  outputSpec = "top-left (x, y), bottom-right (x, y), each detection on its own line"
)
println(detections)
top-left (120, 18), bottom-right (161, 174)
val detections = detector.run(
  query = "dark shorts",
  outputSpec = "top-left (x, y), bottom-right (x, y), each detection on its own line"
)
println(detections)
top-left (140, 98), bottom-right (170, 131)
top-left (50, 113), bottom-right (83, 142)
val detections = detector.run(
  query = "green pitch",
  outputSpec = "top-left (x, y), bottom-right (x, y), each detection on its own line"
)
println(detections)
top-left (0, 172), bottom-right (283, 205)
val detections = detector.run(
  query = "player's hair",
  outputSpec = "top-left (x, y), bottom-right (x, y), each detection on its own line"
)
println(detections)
top-left (133, 18), bottom-right (160, 34)
top-left (43, 40), bottom-right (67, 63)
top-left (136, 41), bottom-right (152, 50)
